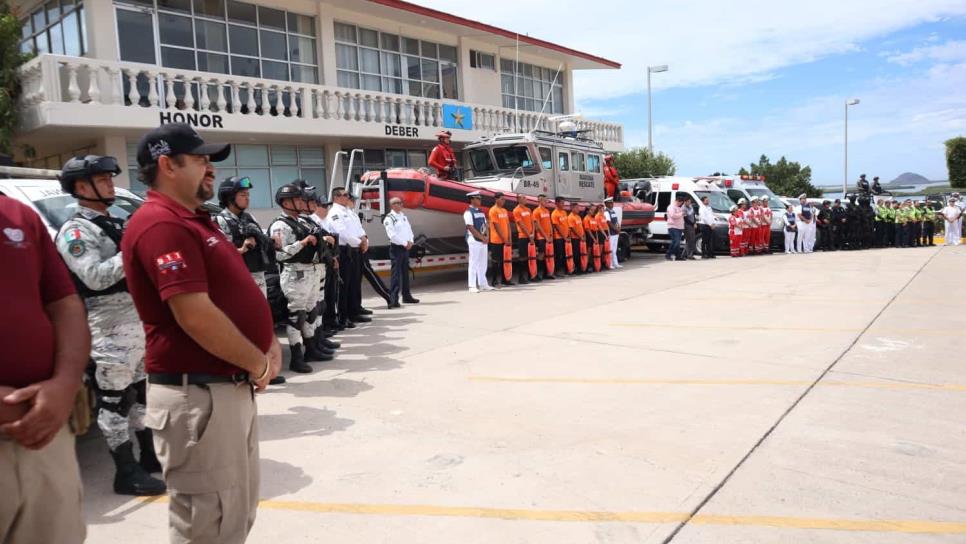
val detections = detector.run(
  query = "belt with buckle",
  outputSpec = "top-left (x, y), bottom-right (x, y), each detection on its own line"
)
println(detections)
top-left (148, 372), bottom-right (248, 386)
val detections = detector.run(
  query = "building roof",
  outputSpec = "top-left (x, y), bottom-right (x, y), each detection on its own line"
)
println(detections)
top-left (363, 0), bottom-right (621, 70)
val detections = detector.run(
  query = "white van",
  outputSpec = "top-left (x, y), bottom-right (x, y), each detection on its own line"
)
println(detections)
top-left (636, 176), bottom-right (735, 253)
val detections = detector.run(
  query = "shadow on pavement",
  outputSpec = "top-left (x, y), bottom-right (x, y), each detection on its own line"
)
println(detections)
top-left (258, 406), bottom-right (354, 443)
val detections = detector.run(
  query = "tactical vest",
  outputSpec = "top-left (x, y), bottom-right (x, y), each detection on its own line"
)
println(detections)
top-left (785, 212), bottom-right (796, 231)
top-left (72, 213), bottom-right (128, 298)
top-left (271, 215), bottom-right (317, 264)
top-left (605, 208), bottom-right (620, 235)
top-left (220, 211), bottom-right (267, 273)
top-left (466, 206), bottom-right (487, 243)
top-left (801, 206), bottom-right (812, 221)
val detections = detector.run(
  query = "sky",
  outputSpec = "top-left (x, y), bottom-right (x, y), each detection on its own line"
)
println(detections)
top-left (415, 0), bottom-right (966, 185)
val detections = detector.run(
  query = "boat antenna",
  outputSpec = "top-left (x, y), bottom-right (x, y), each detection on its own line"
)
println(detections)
top-left (538, 63), bottom-right (563, 119)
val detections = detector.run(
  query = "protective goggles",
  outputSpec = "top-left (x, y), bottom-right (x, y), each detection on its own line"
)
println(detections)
top-left (74, 155), bottom-right (121, 177)
top-left (233, 176), bottom-right (253, 190)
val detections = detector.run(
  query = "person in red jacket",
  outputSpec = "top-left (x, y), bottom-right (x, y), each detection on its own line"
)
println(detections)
top-left (428, 130), bottom-right (457, 180)
top-left (603, 155), bottom-right (620, 199)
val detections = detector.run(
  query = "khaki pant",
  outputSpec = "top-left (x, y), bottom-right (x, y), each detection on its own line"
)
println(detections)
top-left (145, 381), bottom-right (259, 544)
top-left (0, 426), bottom-right (85, 544)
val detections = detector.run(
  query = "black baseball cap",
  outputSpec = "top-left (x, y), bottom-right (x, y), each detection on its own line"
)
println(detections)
top-left (137, 123), bottom-right (230, 167)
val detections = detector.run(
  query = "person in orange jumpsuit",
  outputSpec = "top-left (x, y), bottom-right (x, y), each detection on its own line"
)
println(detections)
top-left (603, 155), bottom-right (620, 200)
top-left (728, 204), bottom-right (743, 257)
top-left (568, 203), bottom-right (587, 274)
top-left (551, 197), bottom-right (573, 275)
top-left (532, 194), bottom-right (555, 280)
top-left (512, 193), bottom-right (535, 284)
top-left (583, 204), bottom-right (601, 273)
top-left (487, 192), bottom-right (513, 287)
top-left (428, 130), bottom-right (456, 180)
top-left (594, 203), bottom-right (610, 269)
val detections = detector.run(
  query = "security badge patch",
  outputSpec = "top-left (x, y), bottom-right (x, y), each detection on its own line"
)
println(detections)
top-left (156, 252), bottom-right (187, 274)
top-left (64, 227), bottom-right (86, 257)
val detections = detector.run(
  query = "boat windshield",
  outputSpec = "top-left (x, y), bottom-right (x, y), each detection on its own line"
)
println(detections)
top-left (469, 149), bottom-right (496, 174)
top-left (492, 146), bottom-right (536, 172)
top-left (694, 190), bottom-right (735, 213)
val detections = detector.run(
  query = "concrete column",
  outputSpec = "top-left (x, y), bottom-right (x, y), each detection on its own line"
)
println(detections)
top-left (97, 134), bottom-right (130, 188)
top-left (318, 3), bottom-right (338, 87)
top-left (564, 68), bottom-right (575, 114)
top-left (457, 36), bottom-right (472, 103)
top-left (83, 0), bottom-right (119, 61)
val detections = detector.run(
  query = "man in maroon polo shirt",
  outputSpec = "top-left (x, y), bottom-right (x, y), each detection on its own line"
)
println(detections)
top-left (122, 123), bottom-right (281, 543)
top-left (0, 196), bottom-right (90, 544)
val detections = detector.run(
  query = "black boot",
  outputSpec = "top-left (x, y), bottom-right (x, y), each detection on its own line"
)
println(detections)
top-left (320, 337), bottom-right (340, 350)
top-left (269, 375), bottom-right (286, 385)
top-left (135, 430), bottom-right (162, 474)
top-left (304, 340), bottom-right (334, 362)
top-left (315, 331), bottom-right (338, 353)
top-left (111, 441), bottom-right (166, 496)
top-left (289, 344), bottom-right (312, 373)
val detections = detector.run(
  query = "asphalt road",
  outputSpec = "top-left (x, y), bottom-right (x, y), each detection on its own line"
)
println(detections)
top-left (79, 245), bottom-right (966, 543)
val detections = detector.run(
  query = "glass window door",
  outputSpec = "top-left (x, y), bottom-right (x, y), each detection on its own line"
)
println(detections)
top-left (116, 6), bottom-right (157, 64)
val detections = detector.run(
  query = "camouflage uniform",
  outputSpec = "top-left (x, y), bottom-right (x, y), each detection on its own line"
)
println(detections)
top-left (269, 214), bottom-right (320, 350)
top-left (55, 205), bottom-right (146, 451)
top-left (214, 209), bottom-right (269, 297)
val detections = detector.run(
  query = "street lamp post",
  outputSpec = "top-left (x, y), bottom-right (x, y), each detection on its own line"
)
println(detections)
top-left (647, 65), bottom-right (668, 154)
top-left (844, 98), bottom-right (860, 196)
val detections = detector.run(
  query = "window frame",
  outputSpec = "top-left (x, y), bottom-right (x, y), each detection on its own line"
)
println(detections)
top-left (113, 0), bottom-right (318, 84)
top-left (500, 58), bottom-right (565, 114)
top-left (20, 1), bottom-right (86, 56)
top-left (334, 21), bottom-right (459, 100)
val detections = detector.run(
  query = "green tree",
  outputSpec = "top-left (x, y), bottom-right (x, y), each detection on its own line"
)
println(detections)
top-left (737, 155), bottom-right (820, 197)
top-left (945, 137), bottom-right (966, 189)
top-left (612, 147), bottom-right (676, 179)
top-left (0, 1), bottom-right (29, 157)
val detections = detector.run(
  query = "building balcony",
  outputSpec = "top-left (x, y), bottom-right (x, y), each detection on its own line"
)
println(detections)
top-left (17, 54), bottom-right (625, 151)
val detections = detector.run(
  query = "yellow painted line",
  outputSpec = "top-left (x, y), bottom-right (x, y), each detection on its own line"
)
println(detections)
top-left (609, 323), bottom-right (964, 336)
top-left (136, 497), bottom-right (966, 533)
top-left (468, 376), bottom-right (966, 392)
top-left (690, 514), bottom-right (966, 534)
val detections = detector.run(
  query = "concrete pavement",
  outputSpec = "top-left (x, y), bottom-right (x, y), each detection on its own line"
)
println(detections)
top-left (79, 245), bottom-right (966, 543)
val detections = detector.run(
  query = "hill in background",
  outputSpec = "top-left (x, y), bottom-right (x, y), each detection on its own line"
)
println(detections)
top-left (885, 172), bottom-right (931, 186)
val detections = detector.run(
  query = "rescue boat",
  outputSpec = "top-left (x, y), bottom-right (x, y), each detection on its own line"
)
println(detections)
top-left (350, 129), bottom-right (655, 265)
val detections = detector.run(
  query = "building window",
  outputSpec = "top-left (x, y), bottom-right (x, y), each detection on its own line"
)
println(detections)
top-left (114, 1), bottom-right (318, 84)
top-left (500, 59), bottom-right (564, 114)
top-left (469, 50), bottom-right (495, 71)
top-left (126, 141), bottom-right (325, 208)
top-left (334, 22), bottom-right (458, 100)
top-left (20, 1), bottom-right (87, 56)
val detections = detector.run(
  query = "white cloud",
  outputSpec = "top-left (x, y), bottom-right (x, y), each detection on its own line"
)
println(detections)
top-left (648, 60), bottom-right (966, 182)
top-left (412, 0), bottom-right (966, 101)
top-left (886, 39), bottom-right (966, 65)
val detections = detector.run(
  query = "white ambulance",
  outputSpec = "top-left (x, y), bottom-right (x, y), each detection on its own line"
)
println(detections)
top-left (634, 176), bottom-right (735, 253)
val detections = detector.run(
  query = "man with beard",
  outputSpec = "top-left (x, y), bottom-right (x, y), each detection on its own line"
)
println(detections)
top-left (55, 155), bottom-right (166, 496)
top-left (123, 123), bottom-right (281, 542)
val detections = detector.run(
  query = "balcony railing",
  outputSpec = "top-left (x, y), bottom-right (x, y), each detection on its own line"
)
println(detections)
top-left (18, 54), bottom-right (624, 147)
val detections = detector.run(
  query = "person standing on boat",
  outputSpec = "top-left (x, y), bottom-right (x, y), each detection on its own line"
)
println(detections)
top-left (532, 194), bottom-right (556, 280)
top-left (429, 130), bottom-right (457, 180)
top-left (487, 193), bottom-right (513, 287)
top-left (512, 193), bottom-right (535, 285)
top-left (603, 155), bottom-right (620, 200)
top-left (551, 197), bottom-right (573, 275)
top-left (463, 192), bottom-right (492, 292)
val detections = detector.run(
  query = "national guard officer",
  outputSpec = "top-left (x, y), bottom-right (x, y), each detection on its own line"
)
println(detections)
top-left (816, 200), bottom-right (832, 251)
top-left (299, 186), bottom-right (340, 358)
top-left (55, 155), bottom-right (166, 496)
top-left (269, 183), bottom-right (334, 372)
top-left (215, 176), bottom-right (273, 296)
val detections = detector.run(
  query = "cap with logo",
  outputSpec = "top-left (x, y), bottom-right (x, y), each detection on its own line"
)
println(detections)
top-left (137, 123), bottom-right (231, 167)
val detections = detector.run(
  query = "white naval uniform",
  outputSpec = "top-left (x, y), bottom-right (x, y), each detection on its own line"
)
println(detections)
top-left (463, 207), bottom-right (490, 290)
top-left (795, 204), bottom-right (816, 253)
top-left (943, 205), bottom-right (962, 245)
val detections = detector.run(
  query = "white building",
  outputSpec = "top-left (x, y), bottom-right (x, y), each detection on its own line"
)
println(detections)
top-left (13, 0), bottom-right (624, 220)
